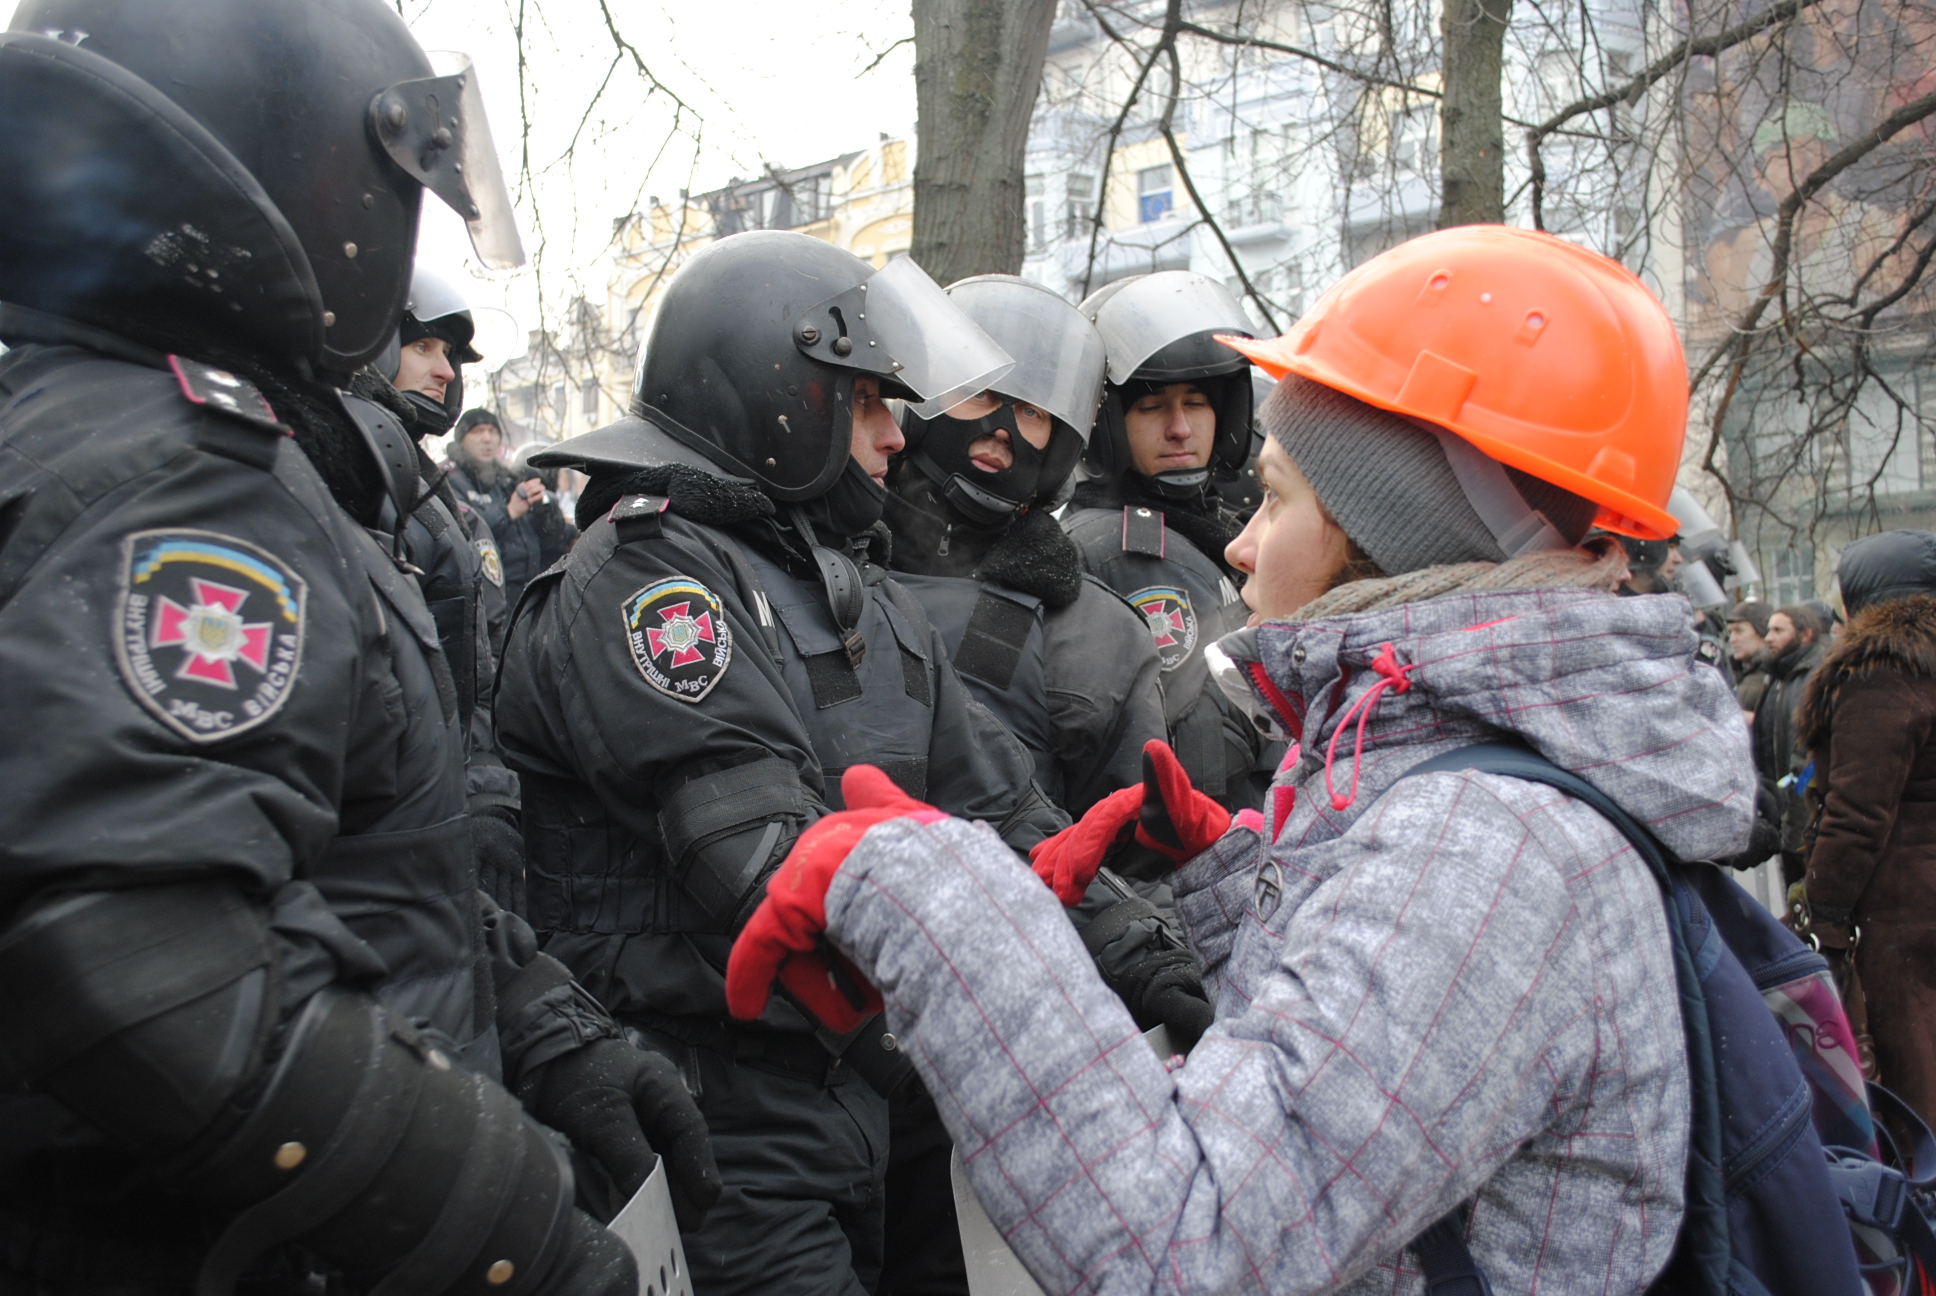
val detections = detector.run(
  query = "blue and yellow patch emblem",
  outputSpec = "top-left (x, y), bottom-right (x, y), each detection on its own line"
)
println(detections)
top-left (622, 577), bottom-right (732, 703)
top-left (115, 529), bottom-right (307, 742)
top-left (1129, 585), bottom-right (1197, 672)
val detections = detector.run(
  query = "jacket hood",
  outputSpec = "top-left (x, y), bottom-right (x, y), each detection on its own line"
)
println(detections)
top-left (1796, 592), bottom-right (1936, 752)
top-left (1837, 529), bottom-right (1936, 616)
top-left (1217, 586), bottom-right (1756, 862)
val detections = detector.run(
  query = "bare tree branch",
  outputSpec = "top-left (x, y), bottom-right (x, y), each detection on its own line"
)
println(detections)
top-left (860, 36), bottom-right (915, 77)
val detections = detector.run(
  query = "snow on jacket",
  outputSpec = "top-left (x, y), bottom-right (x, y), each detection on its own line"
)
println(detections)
top-left (823, 586), bottom-right (1757, 1295)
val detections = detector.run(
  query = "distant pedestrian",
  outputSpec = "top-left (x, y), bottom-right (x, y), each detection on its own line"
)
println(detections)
top-left (1797, 529), bottom-right (1936, 1127)
top-left (447, 409), bottom-right (546, 606)
top-left (1729, 599), bottom-right (1774, 718)
top-left (1755, 603), bottom-right (1829, 884)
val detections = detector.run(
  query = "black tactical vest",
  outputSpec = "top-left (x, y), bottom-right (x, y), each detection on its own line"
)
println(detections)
top-left (324, 521), bottom-right (490, 1072)
top-left (736, 545), bottom-right (940, 807)
top-left (1065, 503), bottom-right (1257, 802)
top-left (887, 572), bottom-right (1058, 803)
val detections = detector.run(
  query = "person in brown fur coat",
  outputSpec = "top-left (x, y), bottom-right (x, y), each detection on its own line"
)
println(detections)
top-left (1799, 529), bottom-right (1936, 1126)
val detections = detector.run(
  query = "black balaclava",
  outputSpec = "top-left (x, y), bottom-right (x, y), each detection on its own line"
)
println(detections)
top-left (904, 403), bottom-right (1061, 527)
top-left (800, 457), bottom-right (891, 542)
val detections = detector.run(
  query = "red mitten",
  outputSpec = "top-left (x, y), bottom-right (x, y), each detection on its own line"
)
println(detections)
top-left (1029, 783), bottom-right (1143, 906)
top-left (1134, 740), bottom-right (1232, 863)
top-left (725, 766), bottom-right (943, 1031)
top-left (1027, 741), bottom-right (1231, 906)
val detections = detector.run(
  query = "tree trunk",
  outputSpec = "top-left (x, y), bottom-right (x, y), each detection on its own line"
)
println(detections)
top-left (911, 0), bottom-right (1058, 283)
top-left (1438, 0), bottom-right (1514, 226)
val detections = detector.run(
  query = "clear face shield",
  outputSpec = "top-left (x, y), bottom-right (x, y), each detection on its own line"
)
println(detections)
top-left (943, 276), bottom-right (1106, 440)
top-left (1086, 271), bottom-right (1254, 383)
top-left (370, 52), bottom-right (524, 269)
top-left (793, 255), bottom-right (1014, 417)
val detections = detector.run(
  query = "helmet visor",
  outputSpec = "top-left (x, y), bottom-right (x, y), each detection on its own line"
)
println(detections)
top-left (372, 52), bottom-right (525, 270)
top-left (945, 276), bottom-right (1106, 441)
top-left (1089, 271), bottom-right (1253, 384)
top-left (795, 255), bottom-right (1014, 418)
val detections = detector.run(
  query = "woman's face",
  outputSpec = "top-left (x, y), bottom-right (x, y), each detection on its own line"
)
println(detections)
top-left (1224, 437), bottom-right (1351, 623)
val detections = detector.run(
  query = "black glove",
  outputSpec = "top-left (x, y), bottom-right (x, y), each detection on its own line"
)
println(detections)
top-left (1112, 945), bottom-right (1215, 1051)
top-left (531, 1208), bottom-right (639, 1296)
top-left (1719, 782), bottom-right (1783, 871)
top-left (472, 806), bottom-right (528, 914)
top-left (519, 1039), bottom-right (722, 1233)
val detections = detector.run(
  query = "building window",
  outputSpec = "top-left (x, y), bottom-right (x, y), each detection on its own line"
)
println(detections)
top-left (1769, 545), bottom-right (1815, 606)
top-left (581, 379), bottom-right (600, 419)
top-left (1390, 106), bottom-right (1434, 173)
top-left (1137, 165), bottom-right (1174, 223)
top-left (1026, 174), bottom-right (1046, 252)
top-left (1064, 174), bottom-right (1094, 240)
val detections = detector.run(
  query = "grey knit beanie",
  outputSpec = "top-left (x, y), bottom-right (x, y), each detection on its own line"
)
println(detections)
top-left (1261, 375), bottom-right (1599, 576)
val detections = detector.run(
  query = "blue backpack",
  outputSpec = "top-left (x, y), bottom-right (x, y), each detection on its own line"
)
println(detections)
top-left (1395, 743), bottom-right (1936, 1296)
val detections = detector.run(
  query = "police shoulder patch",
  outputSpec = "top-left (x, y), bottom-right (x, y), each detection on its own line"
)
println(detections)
top-left (1129, 584), bottom-right (1198, 672)
top-left (475, 539), bottom-right (504, 588)
top-left (622, 577), bottom-right (733, 703)
top-left (115, 529), bottom-right (308, 743)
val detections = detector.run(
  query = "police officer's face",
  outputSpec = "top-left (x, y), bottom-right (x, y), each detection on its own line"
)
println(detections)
top-left (396, 336), bottom-right (455, 402)
top-left (850, 376), bottom-right (905, 484)
top-left (943, 391), bottom-right (1052, 472)
top-left (1125, 383), bottom-right (1215, 476)
top-left (1226, 437), bottom-right (1350, 623)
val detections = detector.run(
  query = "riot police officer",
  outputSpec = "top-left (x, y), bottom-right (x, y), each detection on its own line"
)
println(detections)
top-left (884, 274), bottom-right (1162, 816)
top-left (496, 231), bottom-right (1067, 1296)
top-left (875, 274), bottom-right (1205, 1295)
top-left (0, 2), bottom-right (716, 1290)
top-left (357, 267), bottom-right (525, 903)
top-left (1064, 272), bottom-right (1281, 810)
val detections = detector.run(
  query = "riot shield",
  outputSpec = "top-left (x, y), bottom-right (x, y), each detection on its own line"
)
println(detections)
top-left (607, 1155), bottom-right (693, 1296)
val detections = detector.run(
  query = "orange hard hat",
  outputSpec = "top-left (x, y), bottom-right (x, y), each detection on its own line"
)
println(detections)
top-left (1220, 225), bottom-right (1686, 539)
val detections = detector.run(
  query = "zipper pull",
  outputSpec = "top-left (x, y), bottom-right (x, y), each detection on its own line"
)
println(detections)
top-left (938, 524), bottom-right (951, 557)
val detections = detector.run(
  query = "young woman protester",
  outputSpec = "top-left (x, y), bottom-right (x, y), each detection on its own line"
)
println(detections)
top-left (726, 226), bottom-right (1757, 1294)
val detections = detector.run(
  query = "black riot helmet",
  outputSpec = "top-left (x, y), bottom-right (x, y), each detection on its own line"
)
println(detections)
top-left (0, 0), bottom-right (522, 375)
top-left (604, 233), bottom-right (1014, 502)
top-left (899, 274), bottom-right (1107, 524)
top-left (379, 267), bottom-right (482, 430)
top-left (1079, 272), bottom-right (1255, 492)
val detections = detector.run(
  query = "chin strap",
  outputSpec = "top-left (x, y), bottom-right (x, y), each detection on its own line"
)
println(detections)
top-left (1149, 467), bottom-right (1212, 497)
top-left (788, 506), bottom-right (868, 670)
top-left (911, 449), bottom-right (1028, 527)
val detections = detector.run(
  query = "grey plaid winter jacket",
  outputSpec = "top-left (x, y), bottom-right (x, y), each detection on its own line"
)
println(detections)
top-left (825, 587), bottom-right (1758, 1295)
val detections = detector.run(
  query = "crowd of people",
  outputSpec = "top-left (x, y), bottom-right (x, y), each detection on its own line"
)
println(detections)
top-left (3, 1), bottom-right (1935, 1294)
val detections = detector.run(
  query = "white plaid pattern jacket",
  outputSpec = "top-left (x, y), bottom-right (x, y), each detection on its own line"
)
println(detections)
top-left (826, 588), bottom-right (1758, 1294)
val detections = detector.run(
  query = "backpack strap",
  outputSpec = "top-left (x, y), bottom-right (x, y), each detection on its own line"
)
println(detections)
top-left (1392, 741), bottom-right (1730, 1296)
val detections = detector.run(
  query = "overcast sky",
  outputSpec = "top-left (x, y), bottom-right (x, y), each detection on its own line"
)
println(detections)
top-left (400, 0), bottom-right (919, 365)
